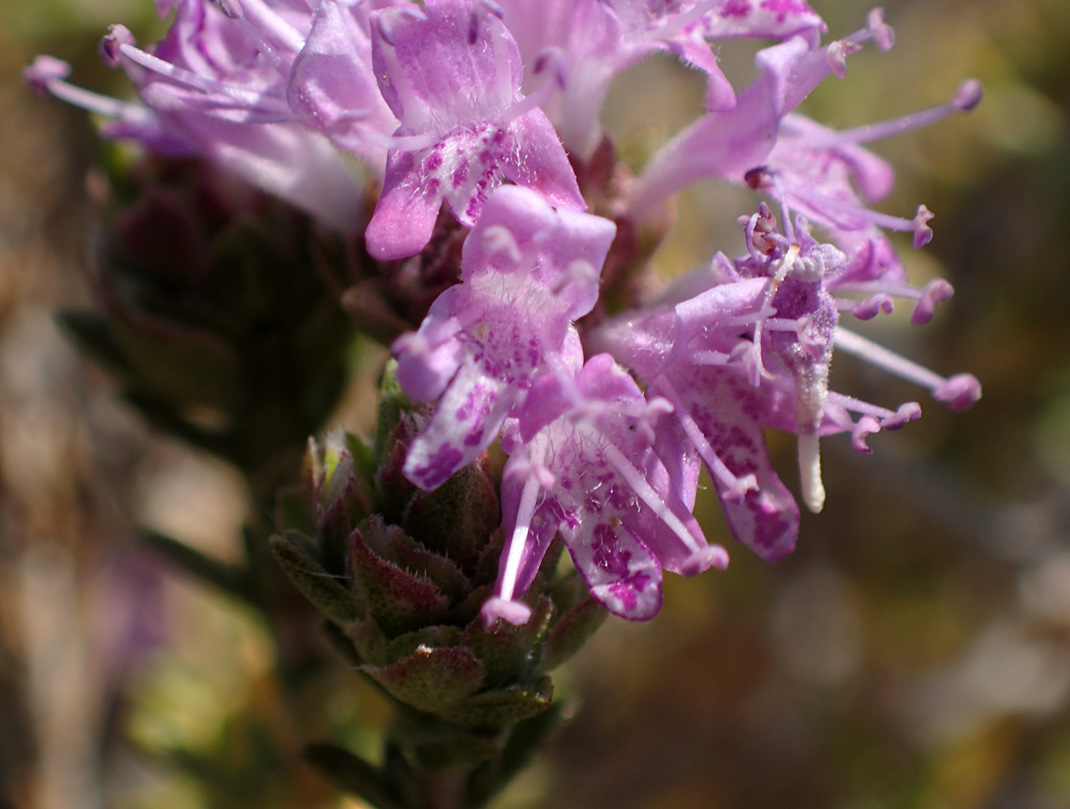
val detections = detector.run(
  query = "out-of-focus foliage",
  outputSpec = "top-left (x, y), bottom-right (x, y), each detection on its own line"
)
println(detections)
top-left (2, 0), bottom-right (1070, 808)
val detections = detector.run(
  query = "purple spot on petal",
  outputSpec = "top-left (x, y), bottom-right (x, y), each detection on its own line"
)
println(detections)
top-left (607, 581), bottom-right (638, 611)
top-left (463, 425), bottom-right (484, 446)
top-left (413, 444), bottom-right (464, 489)
top-left (452, 161), bottom-right (469, 190)
top-left (423, 151), bottom-right (443, 172)
top-left (720, 0), bottom-right (752, 17)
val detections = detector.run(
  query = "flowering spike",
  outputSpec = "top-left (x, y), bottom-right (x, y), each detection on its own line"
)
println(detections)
top-left (28, 0), bottom-right (984, 769)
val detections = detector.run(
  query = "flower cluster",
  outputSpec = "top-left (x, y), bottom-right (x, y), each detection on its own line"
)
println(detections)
top-left (28, 0), bottom-right (981, 625)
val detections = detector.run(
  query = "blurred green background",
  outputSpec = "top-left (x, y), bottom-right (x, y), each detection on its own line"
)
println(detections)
top-left (2, 1), bottom-right (1070, 808)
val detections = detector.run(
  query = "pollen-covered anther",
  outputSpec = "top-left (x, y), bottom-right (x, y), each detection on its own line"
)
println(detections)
top-left (793, 253), bottom-right (823, 283)
top-left (23, 55), bottom-right (71, 96)
top-left (866, 8), bottom-right (895, 51)
top-left (911, 205), bottom-right (935, 248)
top-left (743, 166), bottom-right (774, 191)
top-left (100, 25), bottom-right (134, 68)
top-left (934, 373), bottom-right (982, 412)
top-left (826, 39), bottom-right (862, 79)
top-left (881, 402), bottom-right (922, 429)
top-left (953, 79), bottom-right (984, 112)
top-left (911, 278), bottom-right (954, 325)
top-left (850, 293), bottom-right (894, 320)
top-left (742, 202), bottom-right (781, 256)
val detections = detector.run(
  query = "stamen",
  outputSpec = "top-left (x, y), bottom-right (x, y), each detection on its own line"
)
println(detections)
top-left (910, 279), bottom-right (953, 325)
top-left (827, 391), bottom-right (921, 425)
top-left (749, 242), bottom-right (800, 385)
top-left (497, 468), bottom-right (545, 606)
top-left (635, 396), bottom-right (674, 446)
top-left (23, 56), bottom-right (156, 125)
top-left (636, 0), bottom-right (723, 44)
top-left (783, 13), bottom-right (893, 110)
top-left (835, 277), bottom-right (953, 324)
top-left (801, 80), bottom-right (983, 149)
top-left (499, 48), bottom-right (566, 126)
top-left (657, 379), bottom-right (759, 502)
top-left (786, 180), bottom-right (935, 247)
top-left (843, 8), bottom-right (894, 52)
top-left (551, 259), bottom-right (599, 296)
top-left (845, 293), bottom-right (894, 320)
top-left (99, 25), bottom-right (134, 69)
top-left (602, 441), bottom-right (706, 555)
top-left (834, 326), bottom-right (981, 409)
top-left (116, 43), bottom-right (291, 116)
top-left (865, 8), bottom-right (895, 51)
top-left (214, 0), bottom-right (307, 54)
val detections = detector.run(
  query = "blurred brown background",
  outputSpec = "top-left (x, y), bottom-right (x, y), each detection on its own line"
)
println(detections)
top-left (2, 1), bottom-right (1070, 808)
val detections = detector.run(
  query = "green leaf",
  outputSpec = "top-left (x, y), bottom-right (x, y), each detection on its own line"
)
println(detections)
top-left (349, 528), bottom-right (451, 637)
top-left (363, 645), bottom-right (484, 714)
top-left (445, 677), bottom-right (554, 730)
top-left (269, 530), bottom-right (362, 626)
top-left (542, 594), bottom-right (607, 672)
top-left (402, 461), bottom-right (500, 574)
top-left (462, 597), bottom-right (552, 690)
